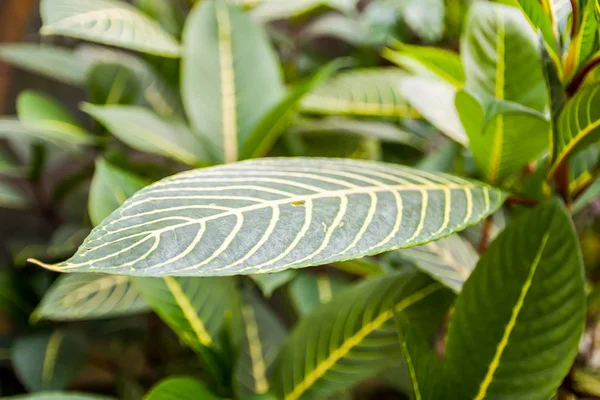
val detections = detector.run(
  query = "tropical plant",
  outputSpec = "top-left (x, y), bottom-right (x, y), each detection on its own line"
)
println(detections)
top-left (0, 0), bottom-right (600, 399)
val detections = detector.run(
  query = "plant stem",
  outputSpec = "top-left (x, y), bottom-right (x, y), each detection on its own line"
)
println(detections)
top-left (554, 161), bottom-right (572, 209)
top-left (477, 216), bottom-right (493, 254)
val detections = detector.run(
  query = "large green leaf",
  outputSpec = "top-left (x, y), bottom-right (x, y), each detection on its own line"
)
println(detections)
top-left (181, 0), bottom-right (284, 164)
top-left (458, 3), bottom-right (550, 183)
top-left (550, 83), bottom-right (600, 175)
top-left (11, 331), bottom-right (88, 392)
top-left (144, 377), bottom-right (222, 400)
top-left (0, 44), bottom-right (88, 85)
top-left (300, 69), bottom-right (418, 117)
top-left (443, 200), bottom-right (585, 399)
top-left (2, 393), bottom-right (114, 400)
top-left (234, 289), bottom-right (286, 398)
top-left (399, 77), bottom-right (468, 146)
top-left (40, 0), bottom-right (180, 57)
top-left (32, 273), bottom-right (149, 321)
top-left (30, 158), bottom-right (505, 276)
top-left (82, 104), bottom-right (210, 166)
top-left (89, 159), bottom-right (148, 227)
top-left (399, 234), bottom-right (478, 292)
top-left (271, 272), bottom-right (453, 400)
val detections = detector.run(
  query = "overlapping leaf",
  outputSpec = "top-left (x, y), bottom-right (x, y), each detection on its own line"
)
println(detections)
top-left (30, 158), bottom-right (505, 276)
top-left (144, 377), bottom-right (222, 400)
top-left (271, 272), bottom-right (453, 400)
top-left (566, 0), bottom-right (600, 75)
top-left (444, 200), bottom-right (585, 399)
top-left (550, 83), bottom-right (600, 175)
top-left (181, 0), bottom-right (284, 163)
top-left (40, 0), bottom-right (180, 57)
top-left (32, 273), bottom-right (149, 321)
top-left (301, 69), bottom-right (418, 117)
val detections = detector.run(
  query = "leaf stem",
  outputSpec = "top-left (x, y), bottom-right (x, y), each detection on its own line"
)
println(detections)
top-left (554, 161), bottom-right (572, 209)
top-left (477, 216), bottom-right (493, 254)
top-left (567, 53), bottom-right (600, 96)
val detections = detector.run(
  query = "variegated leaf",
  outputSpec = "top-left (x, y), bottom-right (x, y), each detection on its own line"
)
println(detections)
top-left (30, 158), bottom-right (505, 276)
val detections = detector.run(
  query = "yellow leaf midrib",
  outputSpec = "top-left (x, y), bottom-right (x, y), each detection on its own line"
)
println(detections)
top-left (488, 14), bottom-right (506, 184)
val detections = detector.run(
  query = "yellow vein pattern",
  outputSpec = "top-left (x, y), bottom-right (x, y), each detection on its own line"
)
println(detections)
top-left (241, 305), bottom-right (269, 394)
top-left (301, 68), bottom-right (419, 117)
top-left (33, 274), bottom-right (149, 321)
top-left (31, 158), bottom-right (505, 276)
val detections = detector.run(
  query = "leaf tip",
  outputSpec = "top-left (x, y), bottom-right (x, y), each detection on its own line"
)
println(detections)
top-left (27, 258), bottom-right (65, 273)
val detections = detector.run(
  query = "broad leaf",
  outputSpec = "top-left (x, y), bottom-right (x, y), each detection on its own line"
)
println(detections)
top-left (82, 104), bottom-right (210, 166)
top-left (30, 158), bottom-right (505, 276)
top-left (86, 63), bottom-right (142, 107)
top-left (383, 43), bottom-right (465, 87)
top-left (234, 289), bottom-right (286, 398)
top-left (32, 274), bottom-right (149, 321)
top-left (0, 44), bottom-right (87, 85)
top-left (399, 77), bottom-right (468, 146)
top-left (251, 0), bottom-right (358, 22)
top-left (271, 272), bottom-right (453, 400)
top-left (251, 270), bottom-right (297, 297)
top-left (12, 331), bottom-right (88, 392)
top-left (300, 69), bottom-right (418, 117)
top-left (2, 393), bottom-right (114, 400)
top-left (182, 0), bottom-right (284, 164)
top-left (399, 234), bottom-right (478, 292)
top-left (550, 83), bottom-right (600, 175)
top-left (89, 159), bottom-right (148, 227)
top-left (40, 0), bottom-right (180, 57)
top-left (289, 270), bottom-right (349, 315)
top-left (144, 377), bottom-right (222, 400)
top-left (444, 200), bottom-right (585, 399)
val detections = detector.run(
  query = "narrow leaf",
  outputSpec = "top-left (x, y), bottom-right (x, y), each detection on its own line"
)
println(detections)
top-left (144, 377), bottom-right (222, 400)
top-left (40, 0), bottom-right (180, 57)
top-left (444, 200), bottom-right (585, 399)
top-left (30, 158), bottom-right (505, 276)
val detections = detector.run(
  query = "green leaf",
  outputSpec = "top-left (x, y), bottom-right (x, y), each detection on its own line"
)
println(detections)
top-left (89, 159), bottom-right (148, 227)
top-left (16, 91), bottom-right (97, 148)
top-left (0, 180), bottom-right (29, 209)
top-left (144, 377), bottom-right (222, 400)
top-left (399, 234), bottom-right (478, 292)
top-left (443, 200), bottom-right (585, 399)
top-left (31, 158), bottom-right (505, 276)
top-left (234, 289), bottom-right (286, 398)
top-left (250, 270), bottom-right (297, 297)
top-left (301, 69), bottom-right (418, 117)
top-left (135, 0), bottom-right (185, 38)
top-left (399, 77), bottom-right (468, 146)
top-left (383, 43), bottom-right (465, 87)
top-left (271, 272), bottom-right (453, 400)
top-left (0, 44), bottom-right (87, 85)
top-left (86, 63), bottom-right (142, 107)
top-left (82, 104), bottom-right (210, 166)
top-left (567, 0), bottom-right (600, 74)
top-left (289, 270), bottom-right (349, 315)
top-left (11, 331), bottom-right (88, 392)
top-left (398, 0), bottom-right (445, 42)
top-left (573, 175), bottom-right (600, 212)
top-left (40, 0), bottom-right (180, 57)
top-left (32, 273), bottom-right (150, 321)
top-left (550, 83), bottom-right (600, 175)
top-left (2, 393), bottom-right (114, 400)
top-left (251, 0), bottom-right (358, 22)
top-left (181, 0), bottom-right (284, 164)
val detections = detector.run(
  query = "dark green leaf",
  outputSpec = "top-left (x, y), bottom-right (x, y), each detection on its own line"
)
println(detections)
top-left (144, 377), bottom-right (222, 400)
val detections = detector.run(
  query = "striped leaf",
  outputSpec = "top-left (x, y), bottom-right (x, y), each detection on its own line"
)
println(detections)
top-left (0, 44), bottom-right (88, 86)
top-left (30, 158), bottom-right (505, 276)
top-left (234, 289), bottom-right (286, 398)
top-left (271, 272), bottom-right (453, 400)
top-left (550, 83), bottom-right (600, 175)
top-left (300, 69), bottom-right (418, 117)
top-left (443, 200), bottom-right (585, 399)
top-left (144, 377), bottom-right (222, 400)
top-left (32, 273), bottom-right (149, 321)
top-left (40, 0), bottom-right (180, 57)
top-left (11, 331), bottom-right (88, 392)
top-left (181, 0), bottom-right (284, 164)
top-left (2, 393), bottom-right (114, 400)
top-left (400, 234), bottom-right (478, 292)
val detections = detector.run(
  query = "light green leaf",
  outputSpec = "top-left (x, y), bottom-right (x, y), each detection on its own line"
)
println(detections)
top-left (567, 0), bottom-right (600, 74)
top-left (444, 200), bottom-right (585, 399)
top-left (251, 0), bottom-right (358, 22)
top-left (135, 0), bottom-right (185, 38)
top-left (399, 234), bottom-right (478, 292)
top-left (2, 393), bottom-right (114, 400)
top-left (82, 104), bottom-right (210, 166)
top-left (182, 0), bottom-right (284, 164)
top-left (289, 270), bottom-right (349, 315)
top-left (399, 77), bottom-right (468, 146)
top-left (271, 272), bottom-right (453, 400)
top-left (234, 289), bottom-right (286, 398)
top-left (383, 43), bottom-right (465, 87)
top-left (32, 273), bottom-right (150, 321)
top-left (144, 377), bottom-right (222, 400)
top-left (302, 14), bottom-right (366, 46)
top-left (0, 44), bottom-right (87, 85)
top-left (0, 180), bottom-right (29, 209)
top-left (11, 331), bottom-right (88, 392)
top-left (550, 83), bottom-right (600, 175)
top-left (89, 159), bottom-right (148, 227)
top-left (251, 270), bottom-right (297, 297)
top-left (301, 69), bottom-right (418, 117)
top-left (40, 0), bottom-right (180, 57)
top-left (30, 158), bottom-right (505, 276)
